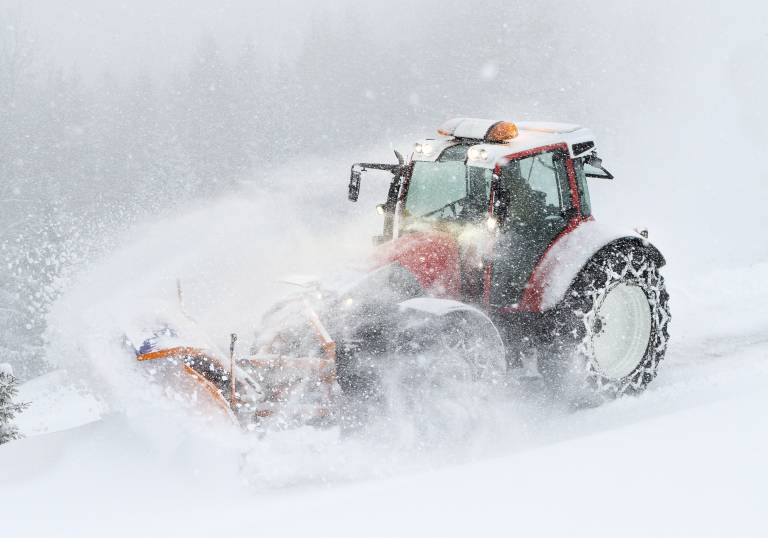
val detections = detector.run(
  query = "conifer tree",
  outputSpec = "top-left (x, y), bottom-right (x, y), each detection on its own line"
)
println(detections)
top-left (0, 364), bottom-right (28, 444)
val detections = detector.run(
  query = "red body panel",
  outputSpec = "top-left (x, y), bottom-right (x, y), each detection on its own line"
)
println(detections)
top-left (373, 231), bottom-right (461, 298)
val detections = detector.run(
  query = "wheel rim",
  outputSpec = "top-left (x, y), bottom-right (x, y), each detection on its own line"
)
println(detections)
top-left (591, 283), bottom-right (652, 380)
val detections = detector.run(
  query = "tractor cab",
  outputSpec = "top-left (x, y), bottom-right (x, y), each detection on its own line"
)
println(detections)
top-left (349, 118), bottom-right (614, 308)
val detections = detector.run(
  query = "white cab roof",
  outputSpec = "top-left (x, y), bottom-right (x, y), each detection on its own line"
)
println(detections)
top-left (412, 119), bottom-right (596, 169)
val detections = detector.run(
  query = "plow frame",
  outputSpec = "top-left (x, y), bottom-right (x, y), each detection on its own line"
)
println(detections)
top-left (136, 300), bottom-right (338, 427)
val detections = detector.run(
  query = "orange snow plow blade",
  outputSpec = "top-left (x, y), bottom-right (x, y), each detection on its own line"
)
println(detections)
top-left (135, 301), bottom-right (337, 428)
top-left (136, 346), bottom-right (238, 420)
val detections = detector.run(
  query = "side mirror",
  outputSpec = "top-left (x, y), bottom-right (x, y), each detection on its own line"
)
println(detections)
top-left (583, 152), bottom-right (614, 179)
top-left (585, 153), bottom-right (602, 169)
top-left (348, 151), bottom-right (404, 203)
top-left (348, 167), bottom-right (361, 202)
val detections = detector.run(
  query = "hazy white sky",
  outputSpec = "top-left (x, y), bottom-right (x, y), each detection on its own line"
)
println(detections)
top-left (5, 0), bottom-right (332, 76)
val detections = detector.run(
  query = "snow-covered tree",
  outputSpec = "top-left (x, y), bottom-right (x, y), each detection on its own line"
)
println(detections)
top-left (0, 363), bottom-right (28, 444)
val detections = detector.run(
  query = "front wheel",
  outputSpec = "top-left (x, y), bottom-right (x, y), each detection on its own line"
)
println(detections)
top-left (336, 300), bottom-right (508, 434)
top-left (548, 244), bottom-right (671, 401)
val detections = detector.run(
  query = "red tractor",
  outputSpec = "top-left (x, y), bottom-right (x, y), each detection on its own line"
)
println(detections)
top-left (133, 118), bottom-right (670, 429)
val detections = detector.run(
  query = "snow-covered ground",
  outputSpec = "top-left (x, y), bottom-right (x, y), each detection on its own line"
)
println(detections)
top-left (4, 303), bottom-right (768, 537)
top-left (1, 157), bottom-right (767, 536)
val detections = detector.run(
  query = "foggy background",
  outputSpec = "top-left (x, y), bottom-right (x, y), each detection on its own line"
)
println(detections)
top-left (1, 0), bottom-right (767, 378)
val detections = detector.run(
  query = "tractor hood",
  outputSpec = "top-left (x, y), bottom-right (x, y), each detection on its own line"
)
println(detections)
top-left (372, 231), bottom-right (461, 298)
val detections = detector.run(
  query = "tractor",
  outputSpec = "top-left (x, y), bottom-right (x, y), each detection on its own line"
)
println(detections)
top-left (132, 118), bottom-right (670, 429)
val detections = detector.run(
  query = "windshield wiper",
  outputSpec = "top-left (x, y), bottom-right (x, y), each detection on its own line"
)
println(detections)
top-left (420, 198), bottom-right (463, 219)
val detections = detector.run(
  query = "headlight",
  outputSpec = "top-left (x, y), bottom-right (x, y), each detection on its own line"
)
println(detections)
top-left (467, 147), bottom-right (489, 161)
top-left (414, 142), bottom-right (434, 156)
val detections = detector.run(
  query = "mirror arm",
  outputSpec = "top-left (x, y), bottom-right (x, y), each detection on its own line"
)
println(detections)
top-left (348, 161), bottom-right (404, 203)
top-left (352, 162), bottom-right (401, 172)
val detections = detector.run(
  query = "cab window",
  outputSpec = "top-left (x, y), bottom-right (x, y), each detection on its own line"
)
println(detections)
top-left (402, 145), bottom-right (493, 227)
top-left (495, 150), bottom-right (570, 227)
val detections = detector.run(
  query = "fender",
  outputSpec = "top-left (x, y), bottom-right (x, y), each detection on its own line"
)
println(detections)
top-left (518, 220), bottom-right (666, 312)
top-left (399, 297), bottom-right (492, 321)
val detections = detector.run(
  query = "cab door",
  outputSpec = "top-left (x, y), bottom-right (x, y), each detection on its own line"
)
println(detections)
top-left (488, 148), bottom-right (574, 308)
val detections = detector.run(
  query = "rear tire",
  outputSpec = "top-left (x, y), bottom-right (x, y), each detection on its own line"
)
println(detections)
top-left (546, 244), bottom-right (671, 402)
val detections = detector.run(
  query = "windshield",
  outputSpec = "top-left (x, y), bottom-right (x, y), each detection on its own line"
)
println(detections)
top-left (403, 148), bottom-right (493, 227)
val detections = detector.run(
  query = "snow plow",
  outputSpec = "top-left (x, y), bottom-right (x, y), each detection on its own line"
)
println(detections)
top-left (132, 298), bottom-right (339, 427)
top-left (130, 118), bottom-right (670, 430)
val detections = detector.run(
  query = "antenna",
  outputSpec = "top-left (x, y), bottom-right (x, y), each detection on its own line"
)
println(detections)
top-left (229, 333), bottom-right (238, 407)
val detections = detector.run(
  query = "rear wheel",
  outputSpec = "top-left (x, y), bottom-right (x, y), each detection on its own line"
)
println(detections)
top-left (546, 244), bottom-right (671, 401)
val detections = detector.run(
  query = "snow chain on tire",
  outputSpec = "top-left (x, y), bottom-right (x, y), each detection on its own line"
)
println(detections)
top-left (555, 245), bottom-right (671, 400)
